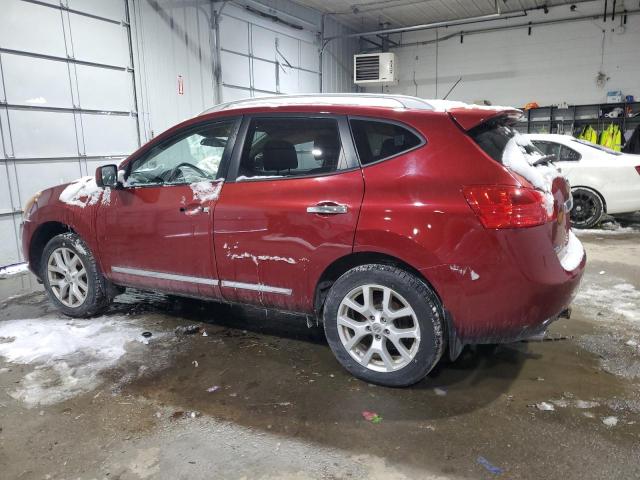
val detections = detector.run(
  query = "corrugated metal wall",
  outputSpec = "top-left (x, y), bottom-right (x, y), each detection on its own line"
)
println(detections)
top-left (0, 0), bottom-right (139, 266)
top-left (0, 0), bottom-right (358, 267)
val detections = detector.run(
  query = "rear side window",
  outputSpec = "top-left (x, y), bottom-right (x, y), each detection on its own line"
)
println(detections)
top-left (350, 119), bottom-right (422, 165)
top-left (238, 117), bottom-right (347, 179)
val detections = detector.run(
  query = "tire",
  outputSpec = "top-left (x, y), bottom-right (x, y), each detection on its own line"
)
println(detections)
top-left (323, 264), bottom-right (444, 387)
top-left (41, 232), bottom-right (112, 317)
top-left (570, 187), bottom-right (604, 229)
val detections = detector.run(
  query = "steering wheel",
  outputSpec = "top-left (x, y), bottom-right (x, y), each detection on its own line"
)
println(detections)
top-left (165, 162), bottom-right (209, 182)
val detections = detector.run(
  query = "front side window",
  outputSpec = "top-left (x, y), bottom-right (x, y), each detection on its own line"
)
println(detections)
top-left (350, 119), bottom-right (422, 165)
top-left (128, 121), bottom-right (234, 186)
top-left (237, 117), bottom-right (347, 179)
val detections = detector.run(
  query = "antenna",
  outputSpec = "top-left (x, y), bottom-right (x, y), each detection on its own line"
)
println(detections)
top-left (443, 77), bottom-right (462, 100)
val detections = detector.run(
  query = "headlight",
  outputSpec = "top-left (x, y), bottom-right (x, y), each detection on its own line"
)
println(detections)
top-left (23, 191), bottom-right (41, 221)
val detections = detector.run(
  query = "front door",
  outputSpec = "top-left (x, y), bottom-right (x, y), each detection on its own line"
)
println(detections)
top-left (98, 119), bottom-right (238, 297)
top-left (213, 115), bottom-right (364, 312)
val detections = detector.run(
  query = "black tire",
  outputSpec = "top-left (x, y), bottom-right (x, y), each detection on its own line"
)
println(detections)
top-left (570, 187), bottom-right (604, 229)
top-left (323, 264), bottom-right (444, 387)
top-left (41, 232), bottom-right (112, 317)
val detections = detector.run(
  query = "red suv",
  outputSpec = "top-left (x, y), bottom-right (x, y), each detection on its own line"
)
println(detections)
top-left (21, 94), bottom-right (585, 386)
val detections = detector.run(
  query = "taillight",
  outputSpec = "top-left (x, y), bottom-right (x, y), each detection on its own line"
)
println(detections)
top-left (463, 185), bottom-right (554, 229)
top-left (635, 166), bottom-right (640, 175)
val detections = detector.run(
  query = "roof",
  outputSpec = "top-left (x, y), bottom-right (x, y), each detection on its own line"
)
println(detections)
top-left (200, 94), bottom-right (517, 115)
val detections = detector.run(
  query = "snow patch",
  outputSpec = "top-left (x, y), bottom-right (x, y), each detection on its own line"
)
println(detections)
top-left (427, 99), bottom-right (516, 113)
top-left (102, 186), bottom-right (111, 206)
top-left (559, 231), bottom-right (585, 272)
top-left (0, 263), bottom-right (29, 277)
top-left (501, 133), bottom-right (561, 216)
top-left (190, 180), bottom-right (224, 202)
top-left (575, 278), bottom-right (640, 324)
top-left (602, 416), bottom-right (618, 427)
top-left (236, 175), bottom-right (284, 181)
top-left (59, 177), bottom-right (105, 208)
top-left (0, 317), bottom-right (155, 406)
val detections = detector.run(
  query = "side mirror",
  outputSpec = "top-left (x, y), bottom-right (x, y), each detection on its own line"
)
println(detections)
top-left (95, 164), bottom-right (118, 188)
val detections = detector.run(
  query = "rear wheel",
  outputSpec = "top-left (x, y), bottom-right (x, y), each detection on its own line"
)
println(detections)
top-left (570, 187), bottom-right (604, 229)
top-left (42, 233), bottom-right (112, 317)
top-left (323, 264), bottom-right (443, 387)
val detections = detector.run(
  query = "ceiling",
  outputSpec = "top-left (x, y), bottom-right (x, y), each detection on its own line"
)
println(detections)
top-left (294, 0), bottom-right (596, 32)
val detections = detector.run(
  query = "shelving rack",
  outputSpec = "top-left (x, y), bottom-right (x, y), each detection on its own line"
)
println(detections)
top-left (514, 101), bottom-right (640, 137)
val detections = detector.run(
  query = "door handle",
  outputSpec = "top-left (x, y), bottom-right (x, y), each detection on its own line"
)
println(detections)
top-left (306, 203), bottom-right (348, 215)
top-left (180, 205), bottom-right (210, 215)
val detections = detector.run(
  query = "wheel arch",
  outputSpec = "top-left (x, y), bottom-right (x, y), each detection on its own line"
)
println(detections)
top-left (28, 221), bottom-right (76, 277)
top-left (571, 185), bottom-right (607, 213)
top-left (313, 252), bottom-right (453, 350)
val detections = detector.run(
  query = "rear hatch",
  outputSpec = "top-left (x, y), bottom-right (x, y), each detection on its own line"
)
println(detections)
top-left (451, 108), bottom-right (572, 260)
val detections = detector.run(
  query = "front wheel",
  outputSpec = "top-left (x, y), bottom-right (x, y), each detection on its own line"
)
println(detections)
top-left (570, 187), bottom-right (604, 229)
top-left (41, 233), bottom-right (112, 317)
top-left (323, 264), bottom-right (444, 387)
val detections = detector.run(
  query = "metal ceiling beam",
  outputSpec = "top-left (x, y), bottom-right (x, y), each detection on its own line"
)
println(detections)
top-left (323, 12), bottom-right (527, 40)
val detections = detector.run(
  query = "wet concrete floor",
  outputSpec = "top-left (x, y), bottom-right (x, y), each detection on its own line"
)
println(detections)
top-left (1, 230), bottom-right (639, 479)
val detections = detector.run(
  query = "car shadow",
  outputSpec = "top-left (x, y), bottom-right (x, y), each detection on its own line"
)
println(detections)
top-left (115, 291), bottom-right (530, 422)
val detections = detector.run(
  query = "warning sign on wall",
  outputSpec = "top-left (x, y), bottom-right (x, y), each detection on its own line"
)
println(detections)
top-left (178, 75), bottom-right (184, 95)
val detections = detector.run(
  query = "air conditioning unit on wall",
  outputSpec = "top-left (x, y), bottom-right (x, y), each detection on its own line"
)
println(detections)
top-left (353, 53), bottom-right (397, 86)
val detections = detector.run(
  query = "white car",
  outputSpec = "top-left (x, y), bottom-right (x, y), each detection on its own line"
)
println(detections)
top-left (524, 133), bottom-right (640, 228)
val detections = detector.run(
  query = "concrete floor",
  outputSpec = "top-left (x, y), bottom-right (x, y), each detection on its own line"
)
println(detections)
top-left (1, 227), bottom-right (639, 479)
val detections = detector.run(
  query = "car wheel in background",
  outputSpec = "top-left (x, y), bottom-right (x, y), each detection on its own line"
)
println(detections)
top-left (323, 264), bottom-right (444, 387)
top-left (570, 187), bottom-right (604, 229)
top-left (41, 233), bottom-right (112, 317)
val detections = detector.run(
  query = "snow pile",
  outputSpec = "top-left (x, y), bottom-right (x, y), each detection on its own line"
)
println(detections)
top-left (501, 133), bottom-right (561, 215)
top-left (190, 180), bottom-right (224, 202)
top-left (0, 317), bottom-right (150, 406)
top-left (559, 231), bottom-right (585, 272)
top-left (0, 263), bottom-right (29, 277)
top-left (59, 176), bottom-right (104, 208)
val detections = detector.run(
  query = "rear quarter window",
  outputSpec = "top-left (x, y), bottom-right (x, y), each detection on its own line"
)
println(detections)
top-left (349, 119), bottom-right (423, 165)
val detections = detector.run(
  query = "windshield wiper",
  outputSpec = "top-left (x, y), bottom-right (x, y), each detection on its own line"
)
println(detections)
top-left (532, 154), bottom-right (556, 167)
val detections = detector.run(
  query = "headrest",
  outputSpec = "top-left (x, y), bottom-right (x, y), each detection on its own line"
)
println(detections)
top-left (263, 139), bottom-right (298, 171)
top-left (379, 138), bottom-right (399, 159)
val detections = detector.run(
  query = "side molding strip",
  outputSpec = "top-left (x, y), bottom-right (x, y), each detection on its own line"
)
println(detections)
top-left (112, 266), bottom-right (219, 286)
top-left (220, 280), bottom-right (292, 295)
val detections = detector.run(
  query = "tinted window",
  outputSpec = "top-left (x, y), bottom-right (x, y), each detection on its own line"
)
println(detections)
top-left (350, 119), bottom-right (422, 165)
top-left (129, 121), bottom-right (234, 185)
top-left (238, 117), bottom-right (347, 179)
top-left (532, 141), bottom-right (561, 158)
top-left (559, 145), bottom-right (581, 161)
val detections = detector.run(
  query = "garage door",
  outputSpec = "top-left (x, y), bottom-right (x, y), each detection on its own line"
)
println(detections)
top-left (0, 0), bottom-right (139, 266)
top-left (219, 4), bottom-right (320, 102)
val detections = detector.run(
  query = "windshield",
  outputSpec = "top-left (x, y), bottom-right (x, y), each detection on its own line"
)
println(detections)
top-left (469, 119), bottom-right (545, 163)
top-left (572, 138), bottom-right (622, 156)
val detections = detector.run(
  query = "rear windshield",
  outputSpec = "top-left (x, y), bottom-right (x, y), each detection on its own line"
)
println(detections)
top-left (469, 119), bottom-right (543, 162)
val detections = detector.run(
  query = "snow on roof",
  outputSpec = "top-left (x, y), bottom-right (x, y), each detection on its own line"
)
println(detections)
top-left (200, 94), bottom-right (519, 115)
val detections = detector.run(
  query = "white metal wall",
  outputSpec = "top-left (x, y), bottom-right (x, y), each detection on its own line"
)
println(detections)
top-left (219, 4), bottom-right (320, 101)
top-left (0, 0), bottom-right (358, 266)
top-left (365, 0), bottom-right (640, 106)
top-left (0, 0), bottom-right (139, 266)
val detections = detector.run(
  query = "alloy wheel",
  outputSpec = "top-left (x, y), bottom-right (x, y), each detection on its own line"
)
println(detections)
top-left (337, 284), bottom-right (421, 372)
top-left (571, 190), bottom-right (599, 227)
top-left (47, 247), bottom-right (89, 308)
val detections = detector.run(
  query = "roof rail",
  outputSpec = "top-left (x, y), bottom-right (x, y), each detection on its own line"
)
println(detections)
top-left (199, 93), bottom-right (437, 115)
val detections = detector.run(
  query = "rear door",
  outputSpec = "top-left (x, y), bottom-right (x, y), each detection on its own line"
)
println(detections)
top-left (213, 114), bottom-right (364, 312)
